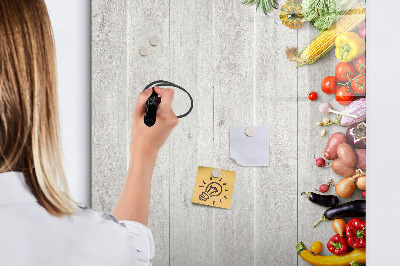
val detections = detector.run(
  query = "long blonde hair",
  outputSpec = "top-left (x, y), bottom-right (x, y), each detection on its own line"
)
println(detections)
top-left (0, 0), bottom-right (77, 217)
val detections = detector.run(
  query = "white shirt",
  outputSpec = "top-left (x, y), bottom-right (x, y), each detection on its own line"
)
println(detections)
top-left (0, 171), bottom-right (155, 266)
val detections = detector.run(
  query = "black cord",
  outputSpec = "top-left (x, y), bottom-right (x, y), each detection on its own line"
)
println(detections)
top-left (143, 80), bottom-right (193, 118)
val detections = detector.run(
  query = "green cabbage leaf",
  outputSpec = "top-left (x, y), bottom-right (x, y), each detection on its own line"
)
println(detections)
top-left (301, 0), bottom-right (353, 31)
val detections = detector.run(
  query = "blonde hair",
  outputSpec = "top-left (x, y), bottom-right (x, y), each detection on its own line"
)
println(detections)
top-left (0, 0), bottom-right (77, 217)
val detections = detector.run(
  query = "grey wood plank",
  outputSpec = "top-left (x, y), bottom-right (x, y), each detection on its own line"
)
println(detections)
top-left (91, 0), bottom-right (129, 212)
top-left (127, 1), bottom-right (170, 265)
top-left (253, 1), bottom-right (298, 264)
top-left (168, 1), bottom-right (215, 265)
top-left (297, 23), bottom-right (364, 265)
top-left (212, 2), bottom-right (255, 265)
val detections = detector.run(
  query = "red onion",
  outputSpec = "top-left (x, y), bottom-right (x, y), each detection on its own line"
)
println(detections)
top-left (346, 121), bottom-right (366, 149)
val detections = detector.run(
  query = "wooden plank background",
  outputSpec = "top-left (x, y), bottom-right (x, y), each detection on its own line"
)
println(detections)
top-left (92, 0), bottom-right (364, 265)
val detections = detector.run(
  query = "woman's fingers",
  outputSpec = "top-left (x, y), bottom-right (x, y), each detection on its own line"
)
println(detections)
top-left (133, 87), bottom-right (177, 126)
top-left (154, 87), bottom-right (174, 106)
top-left (133, 88), bottom-right (153, 118)
top-left (153, 87), bottom-right (178, 125)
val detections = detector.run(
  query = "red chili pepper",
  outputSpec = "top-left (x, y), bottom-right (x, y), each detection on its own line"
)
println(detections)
top-left (327, 234), bottom-right (349, 255)
top-left (346, 218), bottom-right (366, 249)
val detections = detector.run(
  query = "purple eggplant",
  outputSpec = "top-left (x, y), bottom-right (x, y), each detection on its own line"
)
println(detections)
top-left (346, 121), bottom-right (366, 149)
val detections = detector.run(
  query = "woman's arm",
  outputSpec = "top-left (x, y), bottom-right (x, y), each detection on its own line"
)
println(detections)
top-left (112, 87), bottom-right (178, 226)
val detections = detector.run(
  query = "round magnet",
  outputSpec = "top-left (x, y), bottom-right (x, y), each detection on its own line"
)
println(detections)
top-left (149, 36), bottom-right (160, 46)
top-left (245, 127), bottom-right (255, 137)
top-left (211, 169), bottom-right (222, 178)
top-left (139, 46), bottom-right (148, 56)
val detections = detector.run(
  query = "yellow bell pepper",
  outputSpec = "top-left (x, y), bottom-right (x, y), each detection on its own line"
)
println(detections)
top-left (296, 241), bottom-right (366, 266)
top-left (335, 32), bottom-right (366, 62)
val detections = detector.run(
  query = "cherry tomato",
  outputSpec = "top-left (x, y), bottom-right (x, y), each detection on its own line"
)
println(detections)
top-left (308, 92), bottom-right (317, 101)
top-left (350, 74), bottom-right (366, 94)
top-left (335, 86), bottom-right (355, 106)
top-left (321, 76), bottom-right (338, 94)
top-left (310, 241), bottom-right (323, 254)
top-left (353, 54), bottom-right (366, 74)
top-left (335, 62), bottom-right (356, 83)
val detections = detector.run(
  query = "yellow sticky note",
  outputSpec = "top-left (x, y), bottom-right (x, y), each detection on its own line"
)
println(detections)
top-left (192, 166), bottom-right (236, 209)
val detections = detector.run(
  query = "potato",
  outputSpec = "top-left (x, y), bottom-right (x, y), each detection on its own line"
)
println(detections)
top-left (337, 143), bottom-right (357, 168)
top-left (332, 159), bottom-right (356, 177)
top-left (355, 149), bottom-right (366, 170)
top-left (324, 132), bottom-right (347, 160)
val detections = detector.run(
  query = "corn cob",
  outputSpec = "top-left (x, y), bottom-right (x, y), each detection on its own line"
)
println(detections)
top-left (292, 4), bottom-right (366, 67)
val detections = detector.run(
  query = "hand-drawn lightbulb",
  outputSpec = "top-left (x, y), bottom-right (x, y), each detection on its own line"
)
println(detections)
top-left (199, 182), bottom-right (222, 201)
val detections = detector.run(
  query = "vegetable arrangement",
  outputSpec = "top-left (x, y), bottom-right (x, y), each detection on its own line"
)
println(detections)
top-left (286, 3), bottom-right (366, 66)
top-left (300, 218), bottom-right (367, 263)
top-left (319, 58), bottom-right (367, 108)
top-left (297, 241), bottom-right (366, 266)
top-left (241, 0), bottom-right (368, 263)
top-left (297, 12), bottom-right (366, 264)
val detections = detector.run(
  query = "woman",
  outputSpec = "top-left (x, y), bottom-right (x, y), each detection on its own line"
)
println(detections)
top-left (0, 0), bottom-right (177, 265)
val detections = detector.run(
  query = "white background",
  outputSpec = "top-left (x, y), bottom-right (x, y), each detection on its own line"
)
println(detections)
top-left (367, 0), bottom-right (400, 264)
top-left (46, 0), bottom-right (91, 206)
top-left (45, 0), bottom-right (399, 263)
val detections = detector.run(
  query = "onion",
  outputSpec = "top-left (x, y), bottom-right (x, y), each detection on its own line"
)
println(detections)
top-left (335, 177), bottom-right (355, 198)
top-left (332, 219), bottom-right (347, 236)
top-left (346, 121), bottom-right (367, 149)
top-left (356, 175), bottom-right (366, 190)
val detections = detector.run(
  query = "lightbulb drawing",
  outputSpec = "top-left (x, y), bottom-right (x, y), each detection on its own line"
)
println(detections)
top-left (199, 182), bottom-right (222, 201)
top-left (192, 166), bottom-right (235, 209)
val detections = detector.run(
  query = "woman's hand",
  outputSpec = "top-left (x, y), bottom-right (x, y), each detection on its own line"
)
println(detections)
top-left (130, 87), bottom-right (178, 158)
top-left (112, 87), bottom-right (178, 225)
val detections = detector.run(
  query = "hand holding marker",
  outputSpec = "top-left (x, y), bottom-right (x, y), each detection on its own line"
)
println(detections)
top-left (143, 80), bottom-right (193, 127)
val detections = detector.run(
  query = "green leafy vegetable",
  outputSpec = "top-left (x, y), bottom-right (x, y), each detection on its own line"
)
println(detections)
top-left (301, 0), bottom-right (355, 31)
top-left (242, 0), bottom-right (279, 15)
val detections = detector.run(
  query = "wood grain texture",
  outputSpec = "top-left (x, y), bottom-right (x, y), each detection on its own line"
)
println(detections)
top-left (92, 1), bottom-right (365, 265)
top-left (253, 0), bottom-right (298, 264)
top-left (169, 1), bottom-right (215, 265)
top-left (91, 0), bottom-right (128, 212)
top-left (127, 1), bottom-right (170, 265)
top-left (212, 1), bottom-right (255, 265)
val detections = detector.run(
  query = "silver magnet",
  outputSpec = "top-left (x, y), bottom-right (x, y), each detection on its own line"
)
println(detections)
top-left (149, 36), bottom-right (160, 46)
top-left (139, 46), bottom-right (148, 56)
top-left (211, 169), bottom-right (222, 178)
top-left (245, 127), bottom-right (255, 137)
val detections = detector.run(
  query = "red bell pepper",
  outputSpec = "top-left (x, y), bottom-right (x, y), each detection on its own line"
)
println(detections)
top-left (346, 218), bottom-right (366, 249)
top-left (327, 234), bottom-right (349, 255)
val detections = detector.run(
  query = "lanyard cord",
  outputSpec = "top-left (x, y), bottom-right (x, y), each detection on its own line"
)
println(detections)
top-left (143, 80), bottom-right (193, 118)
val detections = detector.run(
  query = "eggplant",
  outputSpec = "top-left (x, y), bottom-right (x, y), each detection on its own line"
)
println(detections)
top-left (346, 121), bottom-right (366, 149)
top-left (301, 192), bottom-right (339, 207)
top-left (314, 200), bottom-right (366, 228)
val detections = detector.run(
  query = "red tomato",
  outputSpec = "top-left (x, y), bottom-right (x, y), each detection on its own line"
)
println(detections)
top-left (353, 54), bottom-right (366, 74)
top-left (321, 76), bottom-right (338, 94)
top-left (336, 86), bottom-right (355, 106)
top-left (308, 92), bottom-right (317, 101)
top-left (350, 74), bottom-right (366, 94)
top-left (335, 62), bottom-right (356, 83)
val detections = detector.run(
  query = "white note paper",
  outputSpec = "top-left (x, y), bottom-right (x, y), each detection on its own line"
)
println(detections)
top-left (230, 126), bottom-right (269, 167)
